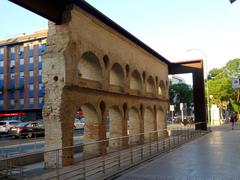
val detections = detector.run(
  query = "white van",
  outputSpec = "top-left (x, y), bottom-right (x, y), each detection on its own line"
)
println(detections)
top-left (0, 120), bottom-right (21, 133)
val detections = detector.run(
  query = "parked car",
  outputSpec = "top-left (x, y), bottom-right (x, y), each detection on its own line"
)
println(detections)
top-left (9, 121), bottom-right (44, 138)
top-left (0, 120), bottom-right (21, 134)
top-left (74, 117), bottom-right (85, 130)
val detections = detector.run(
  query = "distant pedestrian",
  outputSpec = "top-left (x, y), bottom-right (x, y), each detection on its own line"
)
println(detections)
top-left (230, 111), bottom-right (237, 130)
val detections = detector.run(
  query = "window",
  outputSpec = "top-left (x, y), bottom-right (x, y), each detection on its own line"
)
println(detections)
top-left (10, 60), bottom-right (15, 67)
top-left (10, 99), bottom-right (15, 106)
top-left (10, 73), bottom-right (15, 79)
top-left (39, 97), bottom-right (43, 104)
top-left (20, 99), bottom-right (24, 105)
top-left (20, 72), bottom-right (24, 78)
top-left (0, 61), bottom-right (4, 67)
top-left (38, 56), bottom-right (42, 62)
top-left (10, 47), bottom-right (15, 53)
top-left (0, 48), bottom-right (3, 54)
top-left (29, 98), bottom-right (34, 104)
top-left (19, 45), bottom-right (24, 52)
top-left (20, 58), bottom-right (24, 65)
top-left (29, 84), bottom-right (34, 91)
top-left (29, 57), bottom-right (34, 64)
top-left (29, 43), bottom-right (34, 50)
top-left (29, 71), bottom-right (34, 77)
top-left (39, 83), bottom-right (43, 90)
top-left (0, 100), bottom-right (3, 105)
top-left (0, 74), bottom-right (4, 80)
top-left (38, 69), bottom-right (42, 76)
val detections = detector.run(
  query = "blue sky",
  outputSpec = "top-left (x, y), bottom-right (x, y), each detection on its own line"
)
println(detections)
top-left (1, 0), bottom-right (240, 84)
top-left (0, 1), bottom-right (47, 38)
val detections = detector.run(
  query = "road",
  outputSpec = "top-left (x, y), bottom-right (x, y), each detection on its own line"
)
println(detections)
top-left (0, 129), bottom-right (84, 158)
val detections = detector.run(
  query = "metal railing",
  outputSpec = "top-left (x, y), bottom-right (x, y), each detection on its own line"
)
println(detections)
top-left (0, 122), bottom-right (209, 179)
top-left (0, 131), bottom-right (83, 160)
top-left (0, 131), bottom-right (44, 159)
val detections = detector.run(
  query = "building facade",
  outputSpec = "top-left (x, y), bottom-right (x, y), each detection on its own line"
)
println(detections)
top-left (168, 75), bottom-right (186, 85)
top-left (0, 30), bottom-right (47, 121)
top-left (41, 4), bottom-right (170, 167)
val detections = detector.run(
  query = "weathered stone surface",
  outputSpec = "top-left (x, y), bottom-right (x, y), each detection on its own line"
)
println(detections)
top-left (43, 5), bottom-right (169, 168)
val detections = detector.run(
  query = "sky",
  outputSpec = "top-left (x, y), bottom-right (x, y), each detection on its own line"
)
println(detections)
top-left (1, 0), bottom-right (240, 84)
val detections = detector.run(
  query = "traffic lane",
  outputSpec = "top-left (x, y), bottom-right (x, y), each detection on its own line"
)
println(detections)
top-left (0, 135), bottom-right (83, 158)
top-left (0, 129), bottom-right (84, 147)
top-left (0, 131), bottom-right (83, 159)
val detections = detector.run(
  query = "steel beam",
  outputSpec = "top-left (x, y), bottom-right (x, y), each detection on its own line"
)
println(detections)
top-left (169, 60), bottom-right (207, 130)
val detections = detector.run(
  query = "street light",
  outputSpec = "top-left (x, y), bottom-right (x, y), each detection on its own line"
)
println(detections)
top-left (187, 48), bottom-right (210, 124)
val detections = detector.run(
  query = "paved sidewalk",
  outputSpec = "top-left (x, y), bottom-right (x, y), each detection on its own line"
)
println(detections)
top-left (117, 123), bottom-right (240, 179)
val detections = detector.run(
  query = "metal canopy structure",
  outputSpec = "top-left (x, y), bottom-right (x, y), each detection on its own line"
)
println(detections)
top-left (10, 0), bottom-right (170, 65)
top-left (9, 0), bottom-right (67, 24)
top-left (9, 0), bottom-right (207, 130)
top-left (230, 0), bottom-right (237, 3)
top-left (169, 60), bottom-right (207, 130)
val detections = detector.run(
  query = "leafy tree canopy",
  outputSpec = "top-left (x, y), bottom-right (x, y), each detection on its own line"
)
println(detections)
top-left (169, 83), bottom-right (193, 114)
top-left (207, 58), bottom-right (240, 112)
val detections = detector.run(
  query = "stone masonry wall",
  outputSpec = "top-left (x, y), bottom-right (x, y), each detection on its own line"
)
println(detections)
top-left (43, 5), bottom-right (169, 168)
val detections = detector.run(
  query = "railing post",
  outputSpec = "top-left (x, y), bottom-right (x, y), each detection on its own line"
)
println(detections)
top-left (102, 155), bottom-right (105, 175)
top-left (83, 144), bottom-right (86, 179)
top-left (157, 131), bottom-right (159, 153)
top-left (184, 127), bottom-right (186, 142)
top-left (177, 127), bottom-right (180, 145)
top-left (149, 132), bottom-right (152, 156)
top-left (173, 129), bottom-right (175, 148)
top-left (56, 149), bottom-right (60, 180)
top-left (118, 137), bottom-right (121, 169)
top-left (34, 132), bottom-right (37, 151)
top-left (130, 145), bottom-right (133, 164)
top-left (168, 136), bottom-right (171, 152)
top-left (163, 138), bottom-right (165, 152)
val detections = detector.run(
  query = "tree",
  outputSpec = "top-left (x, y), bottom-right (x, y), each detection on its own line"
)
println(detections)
top-left (169, 83), bottom-right (193, 115)
top-left (207, 58), bottom-right (240, 113)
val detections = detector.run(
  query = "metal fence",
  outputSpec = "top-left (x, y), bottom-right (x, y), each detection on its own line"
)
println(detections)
top-left (0, 132), bottom-right (44, 159)
top-left (0, 122), bottom-right (209, 180)
top-left (0, 132), bottom-right (83, 160)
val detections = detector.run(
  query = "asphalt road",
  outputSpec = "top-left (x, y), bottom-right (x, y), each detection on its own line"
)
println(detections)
top-left (0, 129), bottom-right (84, 158)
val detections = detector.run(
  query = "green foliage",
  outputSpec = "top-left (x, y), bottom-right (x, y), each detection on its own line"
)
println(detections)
top-left (209, 68), bottom-right (222, 78)
top-left (169, 83), bottom-right (193, 114)
top-left (207, 58), bottom-right (240, 112)
top-left (229, 98), bottom-right (240, 112)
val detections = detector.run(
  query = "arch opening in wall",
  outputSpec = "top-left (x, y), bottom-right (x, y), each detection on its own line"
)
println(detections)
top-left (103, 55), bottom-right (109, 69)
top-left (144, 106), bottom-right (154, 142)
top-left (166, 80), bottom-right (168, 87)
top-left (156, 108), bottom-right (167, 139)
top-left (165, 80), bottom-right (169, 97)
top-left (78, 51), bottom-right (103, 82)
top-left (128, 107), bottom-right (141, 144)
top-left (155, 76), bottom-right (158, 84)
top-left (79, 103), bottom-right (100, 154)
top-left (146, 76), bottom-right (155, 94)
top-left (130, 70), bottom-right (142, 91)
top-left (108, 106), bottom-right (123, 148)
top-left (142, 71), bottom-right (146, 83)
top-left (158, 80), bottom-right (166, 96)
top-left (125, 64), bottom-right (130, 77)
top-left (110, 63), bottom-right (125, 87)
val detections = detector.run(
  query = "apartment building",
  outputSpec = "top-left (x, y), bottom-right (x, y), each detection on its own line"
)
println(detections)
top-left (0, 30), bottom-right (47, 120)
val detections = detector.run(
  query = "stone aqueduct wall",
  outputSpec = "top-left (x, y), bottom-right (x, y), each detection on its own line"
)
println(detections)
top-left (42, 5), bottom-right (169, 167)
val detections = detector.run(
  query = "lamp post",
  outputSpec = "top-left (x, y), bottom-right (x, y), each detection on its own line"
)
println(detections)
top-left (187, 48), bottom-right (211, 124)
